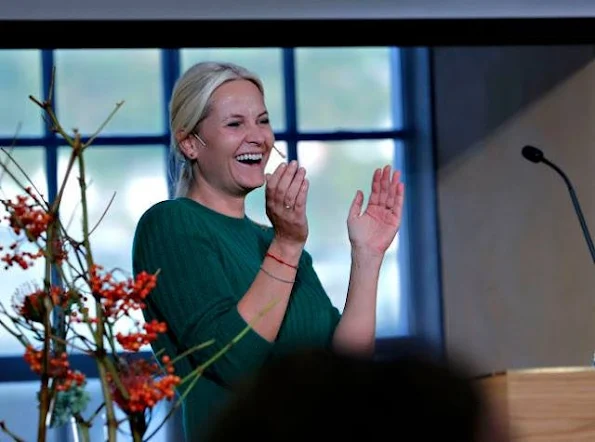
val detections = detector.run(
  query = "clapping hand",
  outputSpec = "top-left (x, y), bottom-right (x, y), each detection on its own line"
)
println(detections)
top-left (347, 165), bottom-right (405, 256)
top-left (265, 160), bottom-right (309, 248)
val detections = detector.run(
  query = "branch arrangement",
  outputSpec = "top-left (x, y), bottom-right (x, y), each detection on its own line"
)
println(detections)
top-left (0, 69), bottom-right (256, 442)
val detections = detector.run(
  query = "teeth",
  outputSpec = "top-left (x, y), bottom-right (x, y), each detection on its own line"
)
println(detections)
top-left (235, 153), bottom-right (263, 162)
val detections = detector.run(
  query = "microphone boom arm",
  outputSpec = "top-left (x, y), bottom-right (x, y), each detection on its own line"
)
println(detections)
top-left (542, 158), bottom-right (595, 264)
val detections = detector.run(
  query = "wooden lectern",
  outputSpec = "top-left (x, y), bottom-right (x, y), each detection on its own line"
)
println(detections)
top-left (475, 366), bottom-right (595, 441)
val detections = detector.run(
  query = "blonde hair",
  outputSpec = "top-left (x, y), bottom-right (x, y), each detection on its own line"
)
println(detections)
top-left (168, 61), bottom-right (265, 197)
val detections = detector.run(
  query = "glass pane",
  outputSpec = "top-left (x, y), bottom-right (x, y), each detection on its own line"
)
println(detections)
top-left (0, 381), bottom-right (60, 441)
top-left (297, 140), bottom-right (405, 337)
top-left (54, 49), bottom-right (163, 135)
top-left (0, 147), bottom-right (48, 356)
top-left (0, 50), bottom-right (43, 137)
top-left (180, 48), bottom-right (285, 132)
top-left (0, 379), bottom-right (172, 441)
top-left (57, 145), bottom-right (169, 352)
top-left (296, 47), bottom-right (392, 132)
top-left (245, 142), bottom-right (288, 225)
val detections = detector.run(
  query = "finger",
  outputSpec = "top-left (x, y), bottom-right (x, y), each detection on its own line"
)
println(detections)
top-left (385, 170), bottom-right (401, 210)
top-left (266, 162), bottom-right (287, 193)
top-left (283, 166), bottom-right (306, 208)
top-left (275, 160), bottom-right (299, 204)
top-left (393, 182), bottom-right (405, 217)
top-left (378, 165), bottom-right (391, 206)
top-left (348, 190), bottom-right (364, 219)
top-left (294, 178), bottom-right (309, 214)
top-left (368, 168), bottom-right (382, 206)
top-left (265, 163), bottom-right (288, 212)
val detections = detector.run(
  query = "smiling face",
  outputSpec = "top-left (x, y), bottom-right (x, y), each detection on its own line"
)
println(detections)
top-left (186, 79), bottom-right (275, 200)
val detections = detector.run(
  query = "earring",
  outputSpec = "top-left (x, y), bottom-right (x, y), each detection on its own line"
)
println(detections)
top-left (272, 144), bottom-right (286, 159)
top-left (193, 133), bottom-right (207, 147)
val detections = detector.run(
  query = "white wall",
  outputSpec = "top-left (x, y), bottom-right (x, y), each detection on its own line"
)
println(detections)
top-left (2, 0), bottom-right (595, 20)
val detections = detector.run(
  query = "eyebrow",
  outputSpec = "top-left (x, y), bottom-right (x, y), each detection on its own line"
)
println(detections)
top-left (224, 111), bottom-right (269, 120)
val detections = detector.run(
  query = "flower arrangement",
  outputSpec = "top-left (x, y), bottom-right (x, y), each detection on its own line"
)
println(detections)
top-left (0, 71), bottom-right (253, 442)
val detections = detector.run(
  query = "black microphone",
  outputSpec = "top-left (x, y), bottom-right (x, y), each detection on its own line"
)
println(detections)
top-left (522, 145), bottom-right (595, 263)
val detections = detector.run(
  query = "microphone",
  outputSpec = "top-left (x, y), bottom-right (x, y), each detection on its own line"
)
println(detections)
top-left (522, 145), bottom-right (595, 263)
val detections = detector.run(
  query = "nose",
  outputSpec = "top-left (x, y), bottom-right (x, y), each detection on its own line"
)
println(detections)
top-left (246, 122), bottom-right (271, 146)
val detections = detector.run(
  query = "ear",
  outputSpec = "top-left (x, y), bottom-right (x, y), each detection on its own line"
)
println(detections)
top-left (176, 130), bottom-right (199, 160)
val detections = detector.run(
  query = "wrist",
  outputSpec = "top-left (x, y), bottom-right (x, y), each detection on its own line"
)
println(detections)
top-left (351, 246), bottom-right (384, 264)
top-left (269, 238), bottom-right (304, 266)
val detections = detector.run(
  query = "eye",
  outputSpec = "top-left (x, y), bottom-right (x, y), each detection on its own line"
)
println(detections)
top-left (259, 118), bottom-right (270, 125)
top-left (227, 121), bottom-right (241, 127)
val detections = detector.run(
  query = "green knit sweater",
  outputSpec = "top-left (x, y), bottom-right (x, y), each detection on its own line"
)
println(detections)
top-left (132, 197), bottom-right (341, 441)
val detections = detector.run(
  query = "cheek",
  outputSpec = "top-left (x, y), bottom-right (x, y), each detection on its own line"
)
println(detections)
top-left (265, 130), bottom-right (275, 145)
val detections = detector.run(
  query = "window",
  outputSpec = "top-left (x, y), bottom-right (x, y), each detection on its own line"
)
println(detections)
top-left (0, 47), bottom-right (417, 440)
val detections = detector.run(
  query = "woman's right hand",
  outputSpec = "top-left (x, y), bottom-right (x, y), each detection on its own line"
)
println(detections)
top-left (265, 160), bottom-right (309, 251)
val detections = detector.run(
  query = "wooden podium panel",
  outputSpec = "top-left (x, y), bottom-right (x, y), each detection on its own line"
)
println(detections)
top-left (476, 367), bottom-right (595, 441)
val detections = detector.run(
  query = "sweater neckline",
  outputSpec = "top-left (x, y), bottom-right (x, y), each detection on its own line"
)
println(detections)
top-left (176, 197), bottom-right (252, 225)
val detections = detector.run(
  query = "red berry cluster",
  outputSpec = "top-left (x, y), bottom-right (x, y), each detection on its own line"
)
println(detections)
top-left (0, 190), bottom-right (65, 270)
top-left (1, 190), bottom-right (51, 240)
top-left (116, 319), bottom-right (167, 352)
top-left (89, 264), bottom-right (158, 318)
top-left (23, 346), bottom-right (86, 391)
top-left (15, 286), bottom-right (71, 322)
top-left (108, 356), bottom-right (181, 413)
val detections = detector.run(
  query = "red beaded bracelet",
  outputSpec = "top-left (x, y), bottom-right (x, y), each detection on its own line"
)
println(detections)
top-left (265, 252), bottom-right (298, 270)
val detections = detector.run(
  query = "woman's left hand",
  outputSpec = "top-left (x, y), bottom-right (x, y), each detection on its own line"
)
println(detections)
top-left (347, 165), bottom-right (405, 256)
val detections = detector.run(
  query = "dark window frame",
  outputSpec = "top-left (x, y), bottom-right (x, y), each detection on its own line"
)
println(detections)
top-left (0, 46), bottom-right (443, 383)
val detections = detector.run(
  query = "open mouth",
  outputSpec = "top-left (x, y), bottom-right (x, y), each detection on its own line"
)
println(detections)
top-left (235, 153), bottom-right (263, 166)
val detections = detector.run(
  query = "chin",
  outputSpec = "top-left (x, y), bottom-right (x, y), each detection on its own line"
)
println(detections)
top-left (239, 178), bottom-right (265, 194)
top-left (246, 181), bottom-right (265, 192)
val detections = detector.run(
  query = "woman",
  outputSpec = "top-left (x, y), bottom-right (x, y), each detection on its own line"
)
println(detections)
top-left (132, 61), bottom-right (405, 441)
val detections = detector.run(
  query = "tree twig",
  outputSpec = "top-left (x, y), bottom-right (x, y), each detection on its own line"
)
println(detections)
top-left (0, 421), bottom-right (26, 442)
top-left (89, 191), bottom-right (116, 236)
top-left (83, 101), bottom-right (125, 148)
top-left (0, 147), bottom-right (49, 209)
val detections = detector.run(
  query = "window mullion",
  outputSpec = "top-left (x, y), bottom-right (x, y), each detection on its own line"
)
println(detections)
top-left (161, 48), bottom-right (181, 199)
top-left (282, 48), bottom-right (298, 162)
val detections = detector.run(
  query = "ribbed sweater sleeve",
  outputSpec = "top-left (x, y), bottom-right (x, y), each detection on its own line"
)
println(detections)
top-left (132, 201), bottom-right (273, 387)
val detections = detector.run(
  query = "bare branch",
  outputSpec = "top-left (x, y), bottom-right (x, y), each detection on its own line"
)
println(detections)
top-left (0, 421), bottom-right (26, 442)
top-left (0, 147), bottom-right (49, 208)
top-left (83, 101), bottom-right (125, 148)
top-left (89, 191), bottom-right (117, 236)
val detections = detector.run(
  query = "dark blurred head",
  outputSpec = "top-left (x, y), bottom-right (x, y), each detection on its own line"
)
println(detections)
top-left (203, 339), bottom-right (508, 442)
